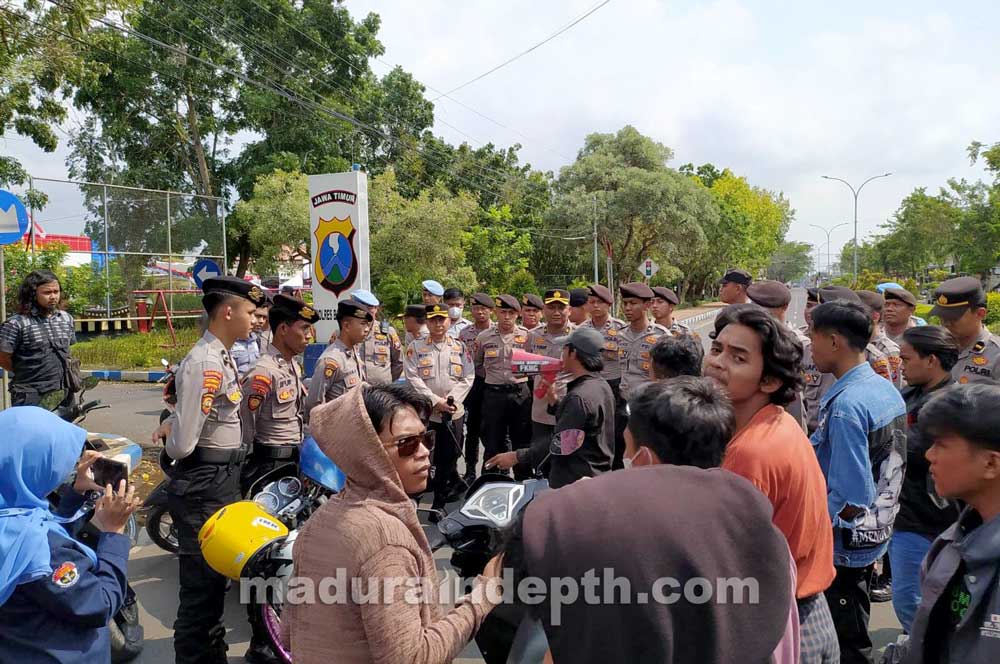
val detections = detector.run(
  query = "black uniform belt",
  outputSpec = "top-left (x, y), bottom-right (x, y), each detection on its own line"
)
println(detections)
top-left (253, 443), bottom-right (298, 460)
top-left (485, 383), bottom-right (527, 392)
top-left (180, 446), bottom-right (247, 467)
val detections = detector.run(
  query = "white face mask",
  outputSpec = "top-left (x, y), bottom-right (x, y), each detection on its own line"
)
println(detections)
top-left (622, 447), bottom-right (645, 469)
top-left (448, 306), bottom-right (463, 320)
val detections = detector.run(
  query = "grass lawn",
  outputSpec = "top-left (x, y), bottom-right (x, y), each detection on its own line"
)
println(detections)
top-left (72, 327), bottom-right (201, 369)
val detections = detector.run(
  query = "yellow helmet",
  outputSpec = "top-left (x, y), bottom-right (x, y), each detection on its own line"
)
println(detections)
top-left (199, 501), bottom-right (289, 580)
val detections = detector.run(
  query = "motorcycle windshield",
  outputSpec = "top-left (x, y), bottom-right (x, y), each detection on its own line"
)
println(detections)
top-left (300, 436), bottom-right (346, 493)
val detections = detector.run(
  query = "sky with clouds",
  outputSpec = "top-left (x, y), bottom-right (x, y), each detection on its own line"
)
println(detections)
top-left (4, 0), bottom-right (998, 269)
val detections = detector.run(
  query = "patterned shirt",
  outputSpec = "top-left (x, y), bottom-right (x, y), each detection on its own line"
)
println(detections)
top-left (0, 309), bottom-right (76, 393)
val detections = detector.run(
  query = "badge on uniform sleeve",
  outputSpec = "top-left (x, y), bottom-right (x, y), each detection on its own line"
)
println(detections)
top-left (974, 355), bottom-right (988, 366)
top-left (645, 335), bottom-right (659, 344)
top-left (607, 328), bottom-right (618, 337)
top-left (278, 389), bottom-right (293, 401)
top-left (514, 335), bottom-right (527, 345)
top-left (421, 368), bottom-right (432, 378)
top-left (250, 374), bottom-right (272, 396)
top-left (450, 364), bottom-right (464, 378)
top-left (202, 370), bottom-right (223, 392)
top-left (52, 561), bottom-right (80, 588)
top-left (201, 393), bottom-right (214, 415)
top-left (247, 394), bottom-right (263, 411)
top-left (959, 376), bottom-right (969, 384)
top-left (324, 359), bottom-right (339, 378)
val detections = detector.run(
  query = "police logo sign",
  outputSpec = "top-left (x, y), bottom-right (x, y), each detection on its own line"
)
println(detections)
top-left (313, 214), bottom-right (358, 295)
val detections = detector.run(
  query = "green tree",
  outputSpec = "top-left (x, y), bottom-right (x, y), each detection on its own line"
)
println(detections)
top-left (766, 241), bottom-right (813, 283)
top-left (2, 241), bottom-right (68, 315)
top-left (228, 169), bottom-right (310, 276)
top-left (462, 205), bottom-right (533, 293)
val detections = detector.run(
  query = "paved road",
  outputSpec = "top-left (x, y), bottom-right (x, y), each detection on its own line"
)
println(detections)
top-left (86, 290), bottom-right (903, 662)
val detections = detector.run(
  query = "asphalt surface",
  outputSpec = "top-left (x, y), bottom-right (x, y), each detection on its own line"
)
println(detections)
top-left (81, 289), bottom-right (902, 662)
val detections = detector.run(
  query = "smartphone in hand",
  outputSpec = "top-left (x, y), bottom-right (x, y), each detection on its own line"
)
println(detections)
top-left (91, 458), bottom-right (129, 490)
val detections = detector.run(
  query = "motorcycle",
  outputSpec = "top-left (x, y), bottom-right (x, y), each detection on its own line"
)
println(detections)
top-left (157, 357), bottom-right (177, 424)
top-left (41, 379), bottom-right (146, 663)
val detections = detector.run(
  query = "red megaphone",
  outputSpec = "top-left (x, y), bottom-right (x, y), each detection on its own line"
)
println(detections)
top-left (512, 349), bottom-right (563, 398)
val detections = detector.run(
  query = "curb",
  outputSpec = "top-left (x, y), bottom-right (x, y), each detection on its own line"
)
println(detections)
top-left (676, 308), bottom-right (722, 326)
top-left (83, 369), bottom-right (168, 383)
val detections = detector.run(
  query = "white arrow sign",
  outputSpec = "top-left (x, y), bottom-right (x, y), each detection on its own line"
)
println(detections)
top-left (0, 203), bottom-right (20, 233)
top-left (197, 265), bottom-right (219, 283)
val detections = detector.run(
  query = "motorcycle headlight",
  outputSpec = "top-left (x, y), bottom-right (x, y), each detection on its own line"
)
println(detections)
top-left (460, 484), bottom-right (525, 527)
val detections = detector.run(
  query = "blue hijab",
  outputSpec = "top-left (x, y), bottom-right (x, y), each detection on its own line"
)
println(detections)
top-left (0, 407), bottom-right (97, 605)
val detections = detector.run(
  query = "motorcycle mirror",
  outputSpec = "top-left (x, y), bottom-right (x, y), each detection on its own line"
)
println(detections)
top-left (82, 376), bottom-right (100, 390)
top-left (40, 390), bottom-right (66, 411)
top-left (161, 358), bottom-right (169, 367)
top-left (549, 429), bottom-right (585, 456)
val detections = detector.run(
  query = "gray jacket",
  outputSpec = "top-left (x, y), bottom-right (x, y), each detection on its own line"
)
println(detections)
top-left (887, 507), bottom-right (1000, 663)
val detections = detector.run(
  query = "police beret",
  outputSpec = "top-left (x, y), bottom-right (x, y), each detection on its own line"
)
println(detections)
top-left (471, 292), bottom-right (495, 308)
top-left (404, 304), bottom-right (427, 319)
top-left (719, 268), bottom-right (752, 286)
top-left (855, 290), bottom-right (885, 312)
top-left (350, 289), bottom-right (380, 307)
top-left (272, 294), bottom-right (320, 324)
top-left (588, 284), bottom-right (614, 305)
top-left (620, 282), bottom-right (655, 300)
top-left (544, 289), bottom-right (570, 305)
top-left (747, 280), bottom-right (791, 308)
top-left (495, 294), bottom-right (521, 311)
top-left (442, 287), bottom-right (463, 300)
top-left (931, 276), bottom-right (985, 319)
top-left (337, 300), bottom-right (373, 322)
top-left (521, 293), bottom-right (544, 310)
top-left (817, 286), bottom-right (863, 305)
top-left (884, 287), bottom-right (917, 307)
top-left (806, 287), bottom-right (820, 304)
top-left (425, 303), bottom-right (449, 319)
top-left (651, 286), bottom-right (680, 305)
top-left (569, 288), bottom-right (590, 307)
top-left (421, 280), bottom-right (444, 296)
top-left (202, 276), bottom-right (266, 306)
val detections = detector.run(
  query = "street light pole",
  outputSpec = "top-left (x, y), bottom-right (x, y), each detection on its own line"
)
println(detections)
top-left (821, 173), bottom-right (892, 284)
top-left (808, 222), bottom-right (850, 277)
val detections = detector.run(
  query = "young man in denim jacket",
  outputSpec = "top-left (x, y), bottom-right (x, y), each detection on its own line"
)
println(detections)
top-left (809, 300), bottom-right (907, 664)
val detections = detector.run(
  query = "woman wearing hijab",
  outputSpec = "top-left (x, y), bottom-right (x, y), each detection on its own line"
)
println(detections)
top-left (286, 383), bottom-right (503, 663)
top-left (0, 407), bottom-right (140, 663)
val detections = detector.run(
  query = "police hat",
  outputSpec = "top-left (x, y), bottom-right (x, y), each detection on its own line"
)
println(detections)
top-left (747, 280), bottom-right (791, 308)
top-left (272, 294), bottom-right (320, 324)
top-left (720, 268), bottom-right (752, 287)
top-left (884, 287), bottom-right (917, 307)
top-left (202, 276), bottom-right (266, 306)
top-left (620, 282), bottom-right (655, 300)
top-left (588, 284), bottom-right (614, 305)
top-left (404, 304), bottom-right (427, 319)
top-left (421, 280), bottom-right (444, 296)
top-left (855, 290), bottom-right (885, 312)
top-left (426, 303), bottom-right (449, 319)
top-left (544, 289), bottom-right (570, 305)
top-left (337, 300), bottom-right (373, 322)
top-left (651, 286), bottom-right (680, 305)
top-left (806, 287), bottom-right (820, 304)
top-left (350, 289), bottom-right (380, 307)
top-left (495, 294), bottom-right (521, 312)
top-left (521, 293), bottom-right (544, 310)
top-left (471, 292), bottom-right (495, 308)
top-left (569, 288), bottom-right (590, 307)
top-left (817, 286), bottom-right (863, 305)
top-left (442, 287), bottom-right (463, 301)
top-left (931, 276), bottom-right (985, 319)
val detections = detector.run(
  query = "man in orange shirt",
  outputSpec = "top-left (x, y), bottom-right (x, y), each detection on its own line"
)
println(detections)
top-left (705, 304), bottom-right (839, 663)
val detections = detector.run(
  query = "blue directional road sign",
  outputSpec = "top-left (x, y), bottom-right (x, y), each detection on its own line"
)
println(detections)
top-left (0, 190), bottom-right (29, 246)
top-left (192, 258), bottom-right (223, 289)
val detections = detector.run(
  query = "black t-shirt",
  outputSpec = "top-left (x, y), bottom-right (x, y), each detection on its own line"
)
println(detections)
top-left (0, 310), bottom-right (75, 393)
top-left (895, 379), bottom-right (962, 537)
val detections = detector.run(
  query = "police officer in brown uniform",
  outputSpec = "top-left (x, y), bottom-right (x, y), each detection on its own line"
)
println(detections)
top-left (651, 286), bottom-right (695, 337)
top-left (352, 290), bottom-right (402, 386)
top-left (304, 300), bottom-right (370, 420)
top-left (151, 276), bottom-right (264, 664)
top-left (582, 284), bottom-right (626, 463)
top-left (402, 304), bottom-right (429, 347)
top-left (520, 293), bottom-right (544, 332)
top-left (719, 268), bottom-right (752, 305)
top-left (931, 276), bottom-right (1000, 385)
top-left (526, 289), bottom-right (574, 464)
top-left (568, 288), bottom-right (592, 326)
top-left (474, 294), bottom-right (531, 478)
top-left (617, 282), bottom-right (667, 468)
top-left (883, 287), bottom-right (920, 344)
top-left (857, 290), bottom-right (904, 390)
top-left (240, 295), bottom-right (318, 491)
top-left (459, 293), bottom-right (495, 482)
top-left (405, 303), bottom-right (474, 509)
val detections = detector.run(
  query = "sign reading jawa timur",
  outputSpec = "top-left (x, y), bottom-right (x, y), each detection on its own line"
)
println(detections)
top-left (308, 172), bottom-right (371, 342)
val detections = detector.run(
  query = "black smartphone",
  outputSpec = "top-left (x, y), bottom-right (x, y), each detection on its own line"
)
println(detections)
top-left (92, 458), bottom-right (128, 489)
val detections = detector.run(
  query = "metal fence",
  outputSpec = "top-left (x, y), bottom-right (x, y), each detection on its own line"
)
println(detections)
top-left (26, 177), bottom-right (227, 323)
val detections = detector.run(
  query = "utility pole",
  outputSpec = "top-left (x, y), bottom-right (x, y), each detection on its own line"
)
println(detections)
top-left (592, 194), bottom-right (599, 283)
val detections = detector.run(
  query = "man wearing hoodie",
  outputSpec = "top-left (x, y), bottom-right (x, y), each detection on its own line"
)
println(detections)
top-left (287, 384), bottom-right (503, 663)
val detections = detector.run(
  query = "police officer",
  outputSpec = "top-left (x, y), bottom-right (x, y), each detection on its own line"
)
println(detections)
top-left (405, 303), bottom-right (474, 510)
top-left (231, 296), bottom-right (270, 376)
top-left (304, 300), bottom-right (370, 420)
top-left (719, 268), bottom-right (752, 305)
top-left (931, 276), bottom-right (1000, 385)
top-left (883, 287), bottom-right (920, 344)
top-left (240, 295), bottom-right (317, 491)
top-left (747, 280), bottom-right (809, 430)
top-left (150, 276), bottom-right (264, 664)
top-left (402, 304), bottom-right (429, 347)
top-left (520, 293), bottom-right (544, 332)
top-left (651, 286), bottom-right (695, 337)
top-left (458, 293), bottom-right (495, 482)
top-left (422, 279), bottom-right (444, 304)
top-left (617, 282), bottom-right (667, 468)
top-left (474, 294), bottom-right (531, 478)
top-left (526, 289), bottom-right (574, 466)
top-left (568, 288), bottom-right (591, 326)
top-left (857, 290), bottom-right (904, 389)
top-left (582, 284), bottom-right (626, 461)
top-left (352, 289), bottom-right (402, 385)
top-left (444, 287), bottom-right (473, 339)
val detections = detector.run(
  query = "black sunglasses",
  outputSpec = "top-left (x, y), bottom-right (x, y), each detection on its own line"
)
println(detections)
top-left (385, 430), bottom-right (436, 457)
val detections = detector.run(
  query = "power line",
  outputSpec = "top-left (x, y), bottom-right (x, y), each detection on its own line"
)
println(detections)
top-left (431, 0), bottom-right (612, 100)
